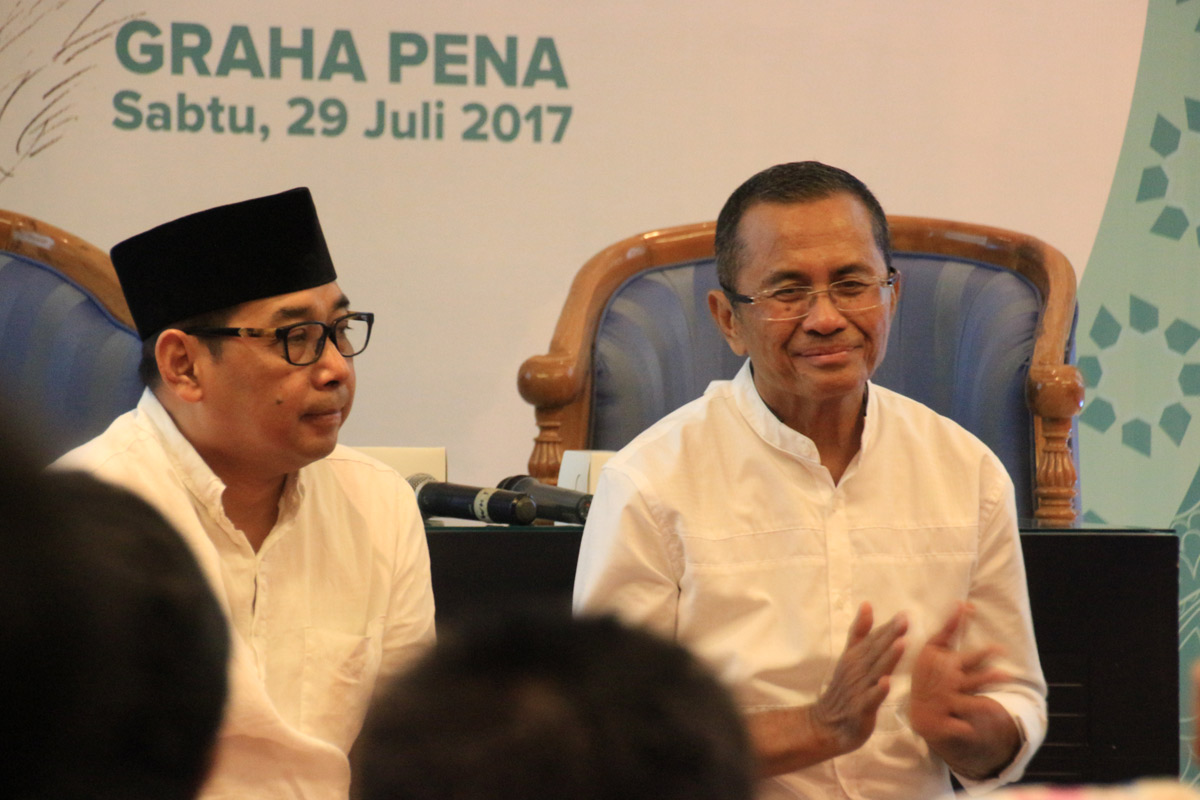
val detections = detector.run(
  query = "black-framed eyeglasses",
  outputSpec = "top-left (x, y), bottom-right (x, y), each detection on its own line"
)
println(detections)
top-left (723, 268), bottom-right (898, 322)
top-left (182, 312), bottom-right (374, 366)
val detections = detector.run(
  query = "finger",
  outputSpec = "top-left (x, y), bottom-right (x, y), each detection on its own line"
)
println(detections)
top-left (864, 612), bottom-right (907, 646)
top-left (845, 602), bottom-right (875, 648)
top-left (832, 623), bottom-right (902, 695)
top-left (960, 645), bottom-right (1004, 673)
top-left (862, 674), bottom-right (893, 713)
top-left (886, 611), bottom-right (910, 638)
top-left (951, 692), bottom-right (1013, 724)
top-left (956, 602), bottom-right (976, 644)
top-left (867, 638), bottom-right (907, 683)
top-left (959, 666), bottom-right (1011, 694)
top-left (926, 602), bottom-right (969, 648)
top-left (930, 712), bottom-right (976, 741)
top-left (858, 611), bottom-right (909, 661)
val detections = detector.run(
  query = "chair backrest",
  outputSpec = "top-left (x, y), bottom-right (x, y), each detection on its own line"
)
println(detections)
top-left (519, 217), bottom-right (1083, 522)
top-left (0, 210), bottom-right (142, 464)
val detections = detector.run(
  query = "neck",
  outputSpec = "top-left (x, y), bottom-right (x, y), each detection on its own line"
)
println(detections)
top-left (768, 387), bottom-right (868, 485)
top-left (180, 421), bottom-right (290, 551)
top-left (220, 472), bottom-right (288, 553)
top-left (155, 391), bottom-right (291, 552)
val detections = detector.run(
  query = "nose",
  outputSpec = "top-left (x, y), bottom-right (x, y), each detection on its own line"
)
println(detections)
top-left (313, 336), bottom-right (353, 385)
top-left (801, 290), bottom-right (847, 334)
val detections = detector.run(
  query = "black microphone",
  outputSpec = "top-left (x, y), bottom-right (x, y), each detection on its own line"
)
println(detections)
top-left (497, 475), bottom-right (592, 524)
top-left (407, 473), bottom-right (537, 525)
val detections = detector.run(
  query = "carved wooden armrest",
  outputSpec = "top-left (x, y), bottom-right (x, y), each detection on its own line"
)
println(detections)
top-left (1027, 364), bottom-right (1085, 522)
top-left (518, 353), bottom-right (591, 484)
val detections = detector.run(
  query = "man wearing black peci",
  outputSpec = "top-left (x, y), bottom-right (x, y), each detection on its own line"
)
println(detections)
top-left (56, 187), bottom-right (435, 800)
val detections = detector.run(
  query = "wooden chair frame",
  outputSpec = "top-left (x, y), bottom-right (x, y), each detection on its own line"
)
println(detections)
top-left (0, 209), bottom-right (134, 328)
top-left (518, 217), bottom-right (1084, 522)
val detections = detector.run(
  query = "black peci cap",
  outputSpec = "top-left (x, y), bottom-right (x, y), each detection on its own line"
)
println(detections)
top-left (111, 187), bottom-right (338, 339)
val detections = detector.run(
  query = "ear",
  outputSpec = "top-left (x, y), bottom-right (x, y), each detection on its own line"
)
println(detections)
top-left (155, 330), bottom-right (205, 404)
top-left (707, 289), bottom-right (749, 357)
top-left (888, 269), bottom-right (901, 314)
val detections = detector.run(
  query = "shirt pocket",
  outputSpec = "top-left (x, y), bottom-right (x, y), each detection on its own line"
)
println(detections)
top-left (299, 616), bottom-right (385, 752)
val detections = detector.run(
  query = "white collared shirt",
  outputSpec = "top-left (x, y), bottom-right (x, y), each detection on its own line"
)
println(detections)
top-left (574, 360), bottom-right (1046, 800)
top-left (56, 390), bottom-right (436, 800)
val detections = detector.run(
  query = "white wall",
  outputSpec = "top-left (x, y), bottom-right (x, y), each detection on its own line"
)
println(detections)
top-left (0, 0), bottom-right (1146, 484)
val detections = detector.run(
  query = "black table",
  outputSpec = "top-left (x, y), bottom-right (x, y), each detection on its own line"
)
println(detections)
top-left (425, 522), bottom-right (1180, 784)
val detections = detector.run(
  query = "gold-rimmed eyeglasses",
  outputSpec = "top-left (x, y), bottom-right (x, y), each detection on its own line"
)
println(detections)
top-left (724, 269), bottom-right (897, 322)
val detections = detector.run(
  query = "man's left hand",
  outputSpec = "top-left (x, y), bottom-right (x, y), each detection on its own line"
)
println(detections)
top-left (910, 603), bottom-right (1021, 781)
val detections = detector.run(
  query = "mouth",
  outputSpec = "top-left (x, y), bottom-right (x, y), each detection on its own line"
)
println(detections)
top-left (302, 407), bottom-right (345, 427)
top-left (794, 343), bottom-right (859, 366)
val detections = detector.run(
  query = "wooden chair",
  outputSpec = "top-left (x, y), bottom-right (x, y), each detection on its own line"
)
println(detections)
top-left (518, 217), bottom-right (1084, 522)
top-left (0, 210), bottom-right (142, 463)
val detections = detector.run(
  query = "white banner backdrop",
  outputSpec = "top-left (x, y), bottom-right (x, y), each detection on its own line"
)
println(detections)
top-left (0, 0), bottom-right (1145, 485)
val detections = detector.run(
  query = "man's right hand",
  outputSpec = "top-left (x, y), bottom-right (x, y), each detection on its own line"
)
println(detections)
top-left (749, 602), bottom-right (908, 776)
top-left (811, 602), bottom-right (908, 754)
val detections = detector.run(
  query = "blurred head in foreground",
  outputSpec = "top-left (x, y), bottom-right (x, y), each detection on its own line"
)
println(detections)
top-left (0, 434), bottom-right (229, 800)
top-left (358, 611), bottom-right (754, 800)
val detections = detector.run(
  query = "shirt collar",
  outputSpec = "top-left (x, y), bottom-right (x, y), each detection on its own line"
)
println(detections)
top-left (137, 388), bottom-right (227, 512)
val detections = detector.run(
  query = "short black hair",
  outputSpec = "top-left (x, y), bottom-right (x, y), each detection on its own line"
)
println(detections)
top-left (714, 161), bottom-right (891, 291)
top-left (358, 611), bottom-right (754, 800)
top-left (0, 463), bottom-right (229, 800)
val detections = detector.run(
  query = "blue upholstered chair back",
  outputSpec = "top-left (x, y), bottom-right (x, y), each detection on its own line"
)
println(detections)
top-left (0, 251), bottom-right (142, 463)
top-left (589, 253), bottom-right (1049, 519)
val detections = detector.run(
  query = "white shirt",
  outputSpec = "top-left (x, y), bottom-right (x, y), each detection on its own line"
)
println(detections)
top-left (574, 361), bottom-right (1046, 800)
top-left (55, 390), bottom-right (436, 800)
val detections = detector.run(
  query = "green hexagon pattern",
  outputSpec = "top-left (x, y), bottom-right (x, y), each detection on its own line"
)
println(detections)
top-left (1081, 297), bottom-right (1200, 460)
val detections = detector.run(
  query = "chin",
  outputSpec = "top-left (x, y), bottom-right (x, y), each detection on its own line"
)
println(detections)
top-left (807, 374), bottom-right (870, 402)
top-left (294, 436), bottom-right (340, 467)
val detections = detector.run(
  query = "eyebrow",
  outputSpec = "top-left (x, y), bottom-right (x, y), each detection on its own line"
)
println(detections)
top-left (268, 294), bottom-right (352, 324)
top-left (762, 264), bottom-right (875, 287)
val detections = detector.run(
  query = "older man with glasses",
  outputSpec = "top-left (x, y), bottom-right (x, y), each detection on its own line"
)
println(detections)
top-left (574, 162), bottom-right (1046, 800)
top-left (55, 188), bottom-right (435, 800)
